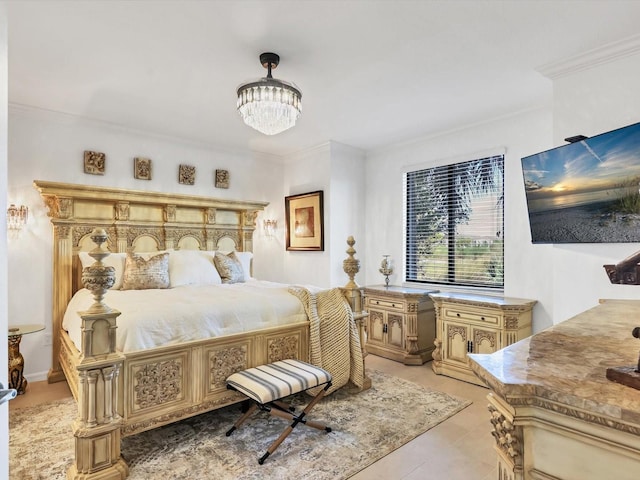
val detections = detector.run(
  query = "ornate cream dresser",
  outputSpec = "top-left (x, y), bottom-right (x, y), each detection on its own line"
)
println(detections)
top-left (363, 285), bottom-right (437, 365)
top-left (429, 292), bottom-right (536, 386)
top-left (469, 299), bottom-right (640, 480)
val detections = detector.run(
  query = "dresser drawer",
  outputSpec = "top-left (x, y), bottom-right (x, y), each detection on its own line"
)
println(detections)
top-left (367, 297), bottom-right (405, 311)
top-left (443, 306), bottom-right (500, 325)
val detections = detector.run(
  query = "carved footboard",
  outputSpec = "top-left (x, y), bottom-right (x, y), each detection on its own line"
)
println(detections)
top-left (60, 319), bottom-right (310, 435)
top-left (120, 322), bottom-right (309, 436)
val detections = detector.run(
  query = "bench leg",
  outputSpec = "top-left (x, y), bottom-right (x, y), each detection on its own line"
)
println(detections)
top-left (226, 403), bottom-right (258, 437)
top-left (259, 383), bottom-right (332, 465)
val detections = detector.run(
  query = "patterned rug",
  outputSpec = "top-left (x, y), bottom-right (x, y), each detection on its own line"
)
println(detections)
top-left (10, 370), bottom-right (471, 480)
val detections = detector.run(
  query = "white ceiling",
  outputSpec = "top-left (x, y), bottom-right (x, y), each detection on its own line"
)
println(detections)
top-left (7, 1), bottom-right (640, 157)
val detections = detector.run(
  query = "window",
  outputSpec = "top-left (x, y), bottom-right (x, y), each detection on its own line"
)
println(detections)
top-left (405, 154), bottom-right (504, 288)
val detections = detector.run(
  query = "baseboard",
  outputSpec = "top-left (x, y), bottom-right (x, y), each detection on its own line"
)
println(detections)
top-left (25, 370), bottom-right (49, 383)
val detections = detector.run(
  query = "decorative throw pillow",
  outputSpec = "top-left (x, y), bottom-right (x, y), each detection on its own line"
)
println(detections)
top-left (213, 251), bottom-right (245, 284)
top-left (121, 252), bottom-right (170, 290)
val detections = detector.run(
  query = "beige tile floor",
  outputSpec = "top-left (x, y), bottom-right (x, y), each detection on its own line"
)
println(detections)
top-left (353, 355), bottom-right (497, 480)
top-left (10, 355), bottom-right (497, 480)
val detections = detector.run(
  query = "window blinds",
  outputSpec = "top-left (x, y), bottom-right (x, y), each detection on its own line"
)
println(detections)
top-left (405, 155), bottom-right (504, 288)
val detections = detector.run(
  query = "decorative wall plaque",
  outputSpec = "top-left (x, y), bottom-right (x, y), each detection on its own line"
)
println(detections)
top-left (134, 157), bottom-right (152, 180)
top-left (84, 151), bottom-right (106, 175)
top-left (215, 169), bottom-right (229, 189)
top-left (179, 164), bottom-right (196, 185)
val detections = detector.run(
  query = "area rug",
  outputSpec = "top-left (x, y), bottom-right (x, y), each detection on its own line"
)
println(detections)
top-left (10, 370), bottom-right (471, 480)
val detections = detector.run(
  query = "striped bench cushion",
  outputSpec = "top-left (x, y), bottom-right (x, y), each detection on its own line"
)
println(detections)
top-left (226, 360), bottom-right (332, 404)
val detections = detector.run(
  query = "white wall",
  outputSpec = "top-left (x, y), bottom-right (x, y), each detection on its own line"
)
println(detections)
top-left (282, 143), bottom-right (332, 286)
top-left (365, 108), bottom-right (556, 331)
top-left (364, 40), bottom-right (640, 331)
top-left (542, 42), bottom-right (640, 322)
top-left (328, 142), bottom-right (366, 287)
top-left (0, 4), bottom-right (9, 477)
top-left (7, 106), bottom-right (286, 381)
top-left (281, 141), bottom-right (366, 288)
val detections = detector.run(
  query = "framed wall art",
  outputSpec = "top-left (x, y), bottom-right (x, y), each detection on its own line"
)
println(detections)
top-left (285, 190), bottom-right (324, 251)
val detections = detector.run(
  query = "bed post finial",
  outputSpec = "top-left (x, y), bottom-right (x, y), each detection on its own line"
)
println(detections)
top-left (343, 236), bottom-right (360, 289)
top-left (72, 228), bottom-right (129, 480)
top-left (72, 228), bottom-right (128, 479)
top-left (340, 236), bottom-right (372, 391)
top-left (82, 228), bottom-right (116, 314)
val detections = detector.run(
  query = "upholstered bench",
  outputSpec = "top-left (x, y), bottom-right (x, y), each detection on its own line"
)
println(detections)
top-left (225, 359), bottom-right (333, 464)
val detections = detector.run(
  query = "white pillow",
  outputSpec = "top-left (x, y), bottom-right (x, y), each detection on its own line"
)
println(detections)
top-left (234, 251), bottom-right (254, 279)
top-left (169, 249), bottom-right (222, 287)
top-left (78, 252), bottom-right (126, 290)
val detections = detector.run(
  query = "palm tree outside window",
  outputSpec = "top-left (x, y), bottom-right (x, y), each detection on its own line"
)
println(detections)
top-left (405, 154), bottom-right (504, 288)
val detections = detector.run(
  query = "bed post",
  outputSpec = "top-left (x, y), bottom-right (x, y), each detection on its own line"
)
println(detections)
top-left (68, 228), bottom-right (128, 480)
top-left (42, 195), bottom-right (74, 384)
top-left (341, 236), bottom-right (372, 391)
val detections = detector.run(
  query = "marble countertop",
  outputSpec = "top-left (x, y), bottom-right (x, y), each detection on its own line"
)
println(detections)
top-left (469, 299), bottom-right (640, 431)
top-left (363, 285), bottom-right (439, 296)
top-left (429, 291), bottom-right (536, 307)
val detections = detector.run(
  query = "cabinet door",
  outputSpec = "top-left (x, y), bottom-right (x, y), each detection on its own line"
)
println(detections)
top-left (442, 320), bottom-right (470, 367)
top-left (471, 326), bottom-right (499, 354)
top-left (386, 313), bottom-right (404, 349)
top-left (367, 309), bottom-right (386, 346)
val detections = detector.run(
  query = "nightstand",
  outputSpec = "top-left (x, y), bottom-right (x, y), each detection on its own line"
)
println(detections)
top-left (429, 292), bottom-right (536, 385)
top-left (363, 285), bottom-right (438, 365)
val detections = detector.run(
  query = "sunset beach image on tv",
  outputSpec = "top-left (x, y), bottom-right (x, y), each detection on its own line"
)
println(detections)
top-left (521, 122), bottom-right (640, 243)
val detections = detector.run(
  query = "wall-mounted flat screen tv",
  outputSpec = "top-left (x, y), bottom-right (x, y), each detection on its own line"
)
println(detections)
top-left (521, 121), bottom-right (640, 243)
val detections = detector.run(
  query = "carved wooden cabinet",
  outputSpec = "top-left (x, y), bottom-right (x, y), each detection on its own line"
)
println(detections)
top-left (469, 300), bottom-right (640, 480)
top-left (429, 292), bottom-right (536, 386)
top-left (363, 285), bottom-right (437, 365)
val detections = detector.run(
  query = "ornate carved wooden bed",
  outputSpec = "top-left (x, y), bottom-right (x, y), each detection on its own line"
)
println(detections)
top-left (34, 180), bottom-right (369, 480)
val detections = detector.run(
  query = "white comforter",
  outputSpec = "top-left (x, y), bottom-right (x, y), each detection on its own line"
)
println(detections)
top-left (63, 279), bottom-right (308, 353)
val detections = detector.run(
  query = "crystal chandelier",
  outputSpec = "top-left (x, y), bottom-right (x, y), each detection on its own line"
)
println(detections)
top-left (237, 52), bottom-right (302, 136)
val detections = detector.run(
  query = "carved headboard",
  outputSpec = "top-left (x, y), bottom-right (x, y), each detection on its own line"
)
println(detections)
top-left (33, 180), bottom-right (268, 382)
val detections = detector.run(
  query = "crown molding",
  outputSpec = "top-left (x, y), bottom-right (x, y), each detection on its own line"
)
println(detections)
top-left (369, 105), bottom-right (547, 157)
top-left (8, 103), bottom-right (284, 163)
top-left (281, 141), bottom-right (332, 163)
top-left (537, 33), bottom-right (640, 80)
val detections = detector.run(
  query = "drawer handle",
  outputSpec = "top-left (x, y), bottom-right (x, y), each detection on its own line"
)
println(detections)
top-left (456, 313), bottom-right (460, 317)
top-left (392, 303), bottom-right (396, 307)
top-left (375, 301), bottom-right (379, 305)
top-left (481, 317), bottom-right (485, 321)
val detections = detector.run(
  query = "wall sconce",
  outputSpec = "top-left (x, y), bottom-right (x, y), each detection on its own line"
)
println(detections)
top-left (263, 219), bottom-right (277, 239)
top-left (7, 204), bottom-right (28, 231)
